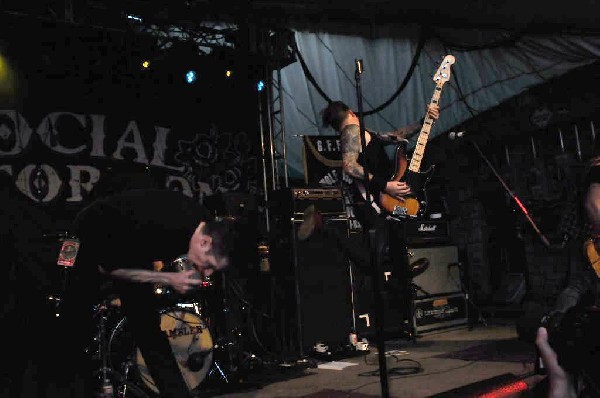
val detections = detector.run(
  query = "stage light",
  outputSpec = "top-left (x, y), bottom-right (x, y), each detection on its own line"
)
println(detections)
top-left (225, 70), bottom-right (232, 78)
top-left (185, 70), bottom-right (197, 84)
top-left (141, 60), bottom-right (150, 69)
top-left (257, 80), bottom-right (265, 91)
top-left (126, 14), bottom-right (143, 23)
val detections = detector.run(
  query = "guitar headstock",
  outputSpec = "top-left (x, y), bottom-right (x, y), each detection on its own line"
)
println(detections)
top-left (433, 55), bottom-right (456, 86)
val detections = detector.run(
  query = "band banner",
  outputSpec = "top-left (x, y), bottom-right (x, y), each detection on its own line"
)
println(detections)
top-left (302, 135), bottom-right (362, 231)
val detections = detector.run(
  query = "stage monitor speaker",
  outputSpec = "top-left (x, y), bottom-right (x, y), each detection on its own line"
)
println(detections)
top-left (290, 219), bottom-right (354, 355)
top-left (410, 245), bottom-right (461, 298)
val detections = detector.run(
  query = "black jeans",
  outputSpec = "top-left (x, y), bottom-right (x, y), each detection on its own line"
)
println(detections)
top-left (314, 209), bottom-right (413, 323)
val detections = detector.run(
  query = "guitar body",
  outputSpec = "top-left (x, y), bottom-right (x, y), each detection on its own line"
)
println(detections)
top-left (584, 238), bottom-right (600, 278)
top-left (379, 143), bottom-right (435, 219)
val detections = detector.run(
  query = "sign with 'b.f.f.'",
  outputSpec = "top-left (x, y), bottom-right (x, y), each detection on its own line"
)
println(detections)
top-left (302, 135), bottom-right (363, 231)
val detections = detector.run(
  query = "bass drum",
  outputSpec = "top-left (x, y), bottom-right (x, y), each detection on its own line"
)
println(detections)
top-left (110, 308), bottom-right (214, 395)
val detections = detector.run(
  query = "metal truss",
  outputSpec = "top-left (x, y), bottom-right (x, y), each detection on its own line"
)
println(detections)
top-left (257, 65), bottom-right (287, 232)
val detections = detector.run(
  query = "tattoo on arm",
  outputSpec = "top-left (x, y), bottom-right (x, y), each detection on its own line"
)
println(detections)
top-left (341, 125), bottom-right (371, 180)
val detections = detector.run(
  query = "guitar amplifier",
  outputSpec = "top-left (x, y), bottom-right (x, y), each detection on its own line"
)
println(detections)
top-left (403, 218), bottom-right (450, 245)
top-left (289, 187), bottom-right (345, 217)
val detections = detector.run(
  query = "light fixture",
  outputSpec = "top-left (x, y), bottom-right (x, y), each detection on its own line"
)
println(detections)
top-left (141, 60), bottom-right (150, 69)
top-left (225, 70), bottom-right (232, 78)
top-left (185, 70), bottom-right (197, 84)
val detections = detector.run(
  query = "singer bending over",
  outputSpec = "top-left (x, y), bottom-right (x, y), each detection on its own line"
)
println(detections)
top-left (56, 189), bottom-right (240, 398)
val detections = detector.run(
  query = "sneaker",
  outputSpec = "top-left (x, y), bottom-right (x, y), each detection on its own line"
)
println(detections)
top-left (297, 204), bottom-right (323, 240)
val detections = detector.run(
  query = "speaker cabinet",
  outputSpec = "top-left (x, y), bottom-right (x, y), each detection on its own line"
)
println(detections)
top-left (350, 232), bottom-right (411, 338)
top-left (409, 245), bottom-right (461, 298)
top-left (287, 219), bottom-right (354, 355)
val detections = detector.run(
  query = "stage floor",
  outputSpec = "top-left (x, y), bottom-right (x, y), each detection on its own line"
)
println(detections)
top-left (200, 318), bottom-right (543, 398)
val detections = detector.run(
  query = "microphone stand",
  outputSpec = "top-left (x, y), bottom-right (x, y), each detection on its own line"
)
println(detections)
top-left (354, 58), bottom-right (390, 398)
top-left (468, 138), bottom-right (550, 247)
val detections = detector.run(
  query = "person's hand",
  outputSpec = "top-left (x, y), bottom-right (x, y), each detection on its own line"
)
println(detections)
top-left (385, 181), bottom-right (411, 199)
top-left (542, 310), bottom-right (565, 335)
top-left (426, 104), bottom-right (440, 121)
top-left (535, 327), bottom-right (577, 398)
top-left (169, 269), bottom-right (202, 295)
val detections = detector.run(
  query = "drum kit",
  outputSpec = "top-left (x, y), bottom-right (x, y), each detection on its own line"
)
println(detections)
top-left (88, 255), bottom-right (238, 398)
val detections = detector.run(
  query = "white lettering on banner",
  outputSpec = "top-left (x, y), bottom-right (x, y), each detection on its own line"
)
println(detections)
top-left (37, 112), bottom-right (87, 154)
top-left (166, 175), bottom-right (194, 196)
top-left (318, 168), bottom-right (340, 186)
top-left (112, 120), bottom-right (149, 163)
top-left (315, 138), bottom-right (341, 153)
top-left (89, 114), bottom-right (107, 157)
top-left (66, 165), bottom-right (101, 202)
top-left (195, 181), bottom-right (213, 201)
top-left (16, 164), bottom-right (62, 202)
top-left (150, 126), bottom-right (184, 172)
top-left (0, 110), bottom-right (256, 203)
top-left (0, 110), bottom-right (33, 155)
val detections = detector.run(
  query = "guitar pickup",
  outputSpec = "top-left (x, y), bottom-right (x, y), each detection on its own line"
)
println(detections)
top-left (392, 206), bottom-right (408, 216)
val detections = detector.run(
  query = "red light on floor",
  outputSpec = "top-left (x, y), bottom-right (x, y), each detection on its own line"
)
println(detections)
top-left (478, 380), bottom-right (529, 397)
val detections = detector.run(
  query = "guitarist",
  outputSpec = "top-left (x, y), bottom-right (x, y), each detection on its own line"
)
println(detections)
top-left (298, 100), bottom-right (438, 337)
top-left (320, 100), bottom-right (439, 232)
top-left (535, 153), bottom-right (600, 397)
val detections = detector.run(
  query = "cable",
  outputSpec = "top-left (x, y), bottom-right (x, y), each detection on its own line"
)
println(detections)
top-left (433, 27), bottom-right (527, 52)
top-left (291, 29), bottom-right (427, 117)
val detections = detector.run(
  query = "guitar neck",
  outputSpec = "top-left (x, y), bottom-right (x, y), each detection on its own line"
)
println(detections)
top-left (408, 85), bottom-right (443, 173)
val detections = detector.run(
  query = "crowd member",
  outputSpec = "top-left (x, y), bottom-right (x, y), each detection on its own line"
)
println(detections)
top-left (534, 153), bottom-right (600, 397)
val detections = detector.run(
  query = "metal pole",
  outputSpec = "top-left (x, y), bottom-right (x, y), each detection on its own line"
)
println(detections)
top-left (265, 66), bottom-right (277, 189)
top-left (257, 89), bottom-right (271, 233)
top-left (276, 68), bottom-right (290, 188)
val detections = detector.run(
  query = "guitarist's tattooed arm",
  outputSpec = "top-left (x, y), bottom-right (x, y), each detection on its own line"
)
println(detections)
top-left (340, 124), bottom-right (369, 181)
top-left (340, 124), bottom-right (411, 200)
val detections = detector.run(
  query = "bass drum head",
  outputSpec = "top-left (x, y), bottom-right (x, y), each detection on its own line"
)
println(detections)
top-left (136, 309), bottom-right (213, 394)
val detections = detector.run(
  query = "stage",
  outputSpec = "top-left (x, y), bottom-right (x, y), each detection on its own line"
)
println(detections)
top-left (198, 317), bottom-right (542, 398)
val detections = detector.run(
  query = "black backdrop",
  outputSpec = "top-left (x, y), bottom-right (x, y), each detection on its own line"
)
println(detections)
top-left (0, 18), bottom-right (265, 397)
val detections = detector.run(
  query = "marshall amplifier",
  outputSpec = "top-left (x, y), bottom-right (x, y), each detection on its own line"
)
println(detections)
top-left (403, 218), bottom-right (450, 245)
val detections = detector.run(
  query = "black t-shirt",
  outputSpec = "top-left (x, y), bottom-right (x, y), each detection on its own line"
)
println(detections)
top-left (72, 189), bottom-right (213, 273)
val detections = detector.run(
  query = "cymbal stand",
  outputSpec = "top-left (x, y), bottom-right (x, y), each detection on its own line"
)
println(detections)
top-left (94, 300), bottom-right (115, 398)
top-left (92, 301), bottom-right (147, 398)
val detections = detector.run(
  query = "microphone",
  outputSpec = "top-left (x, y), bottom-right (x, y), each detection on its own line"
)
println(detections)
top-left (355, 59), bottom-right (364, 75)
top-left (448, 131), bottom-right (467, 140)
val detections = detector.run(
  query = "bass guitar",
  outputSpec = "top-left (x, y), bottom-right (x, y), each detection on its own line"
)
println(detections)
top-left (380, 54), bottom-right (455, 220)
top-left (584, 237), bottom-right (600, 278)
